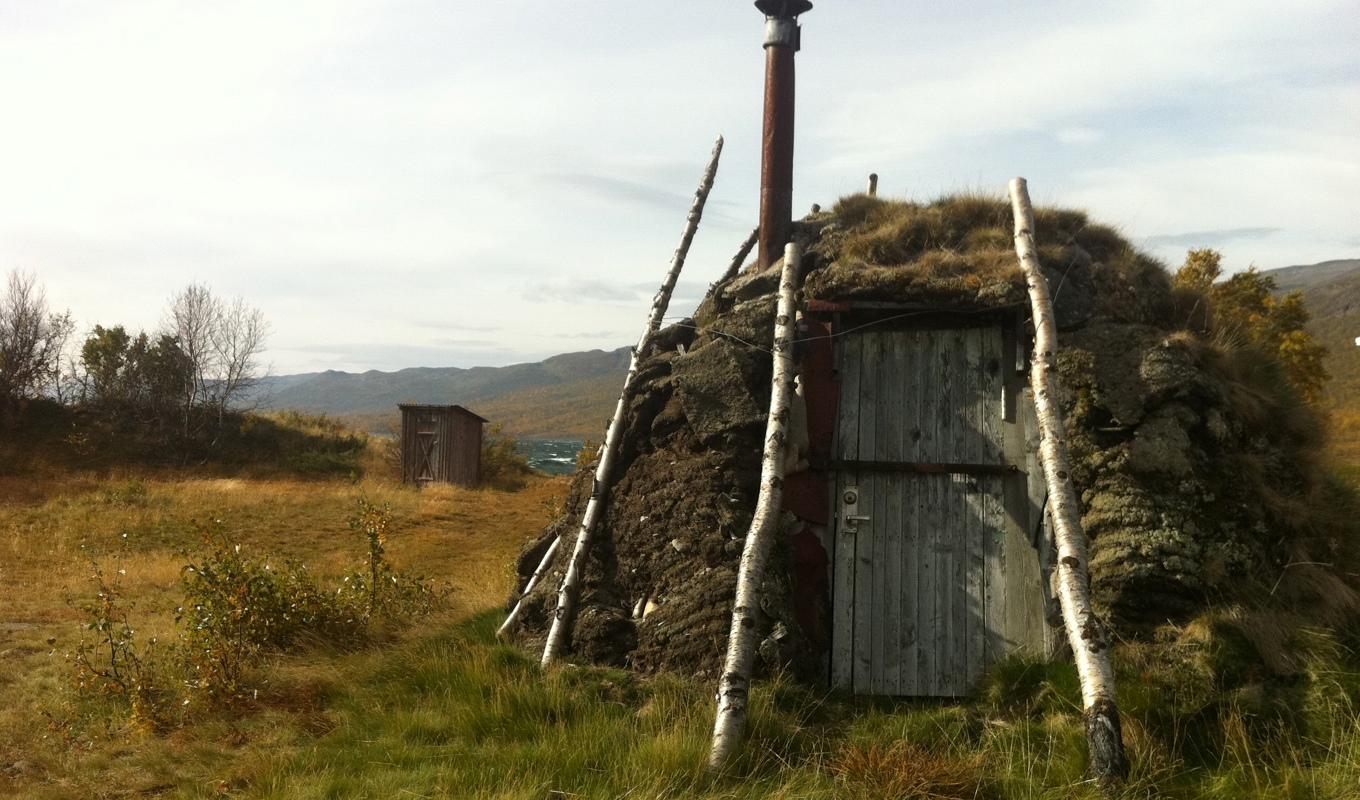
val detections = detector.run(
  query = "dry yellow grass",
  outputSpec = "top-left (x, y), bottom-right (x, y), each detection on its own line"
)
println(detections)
top-left (0, 468), bottom-right (566, 797)
top-left (1328, 408), bottom-right (1360, 472)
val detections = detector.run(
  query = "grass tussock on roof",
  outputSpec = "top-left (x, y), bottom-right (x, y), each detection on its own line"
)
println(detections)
top-left (807, 193), bottom-right (1173, 325)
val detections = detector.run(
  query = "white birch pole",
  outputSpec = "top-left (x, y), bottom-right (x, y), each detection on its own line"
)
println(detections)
top-left (540, 135), bottom-right (725, 667)
top-left (708, 241), bottom-right (801, 770)
top-left (496, 537), bottom-right (560, 639)
top-left (1009, 177), bottom-right (1128, 784)
top-left (719, 228), bottom-right (760, 284)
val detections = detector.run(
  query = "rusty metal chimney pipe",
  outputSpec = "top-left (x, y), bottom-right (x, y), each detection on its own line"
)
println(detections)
top-left (756, 2), bottom-right (809, 269)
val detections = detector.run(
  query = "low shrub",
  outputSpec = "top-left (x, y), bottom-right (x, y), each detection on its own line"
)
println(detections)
top-left (98, 479), bottom-right (150, 507)
top-left (480, 423), bottom-right (534, 490)
top-left (178, 526), bottom-right (366, 702)
top-left (344, 498), bottom-right (442, 621)
top-left (69, 552), bottom-right (172, 729)
top-left (70, 499), bottom-right (444, 718)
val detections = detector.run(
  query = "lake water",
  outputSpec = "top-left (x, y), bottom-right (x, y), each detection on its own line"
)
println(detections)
top-left (516, 439), bottom-right (584, 476)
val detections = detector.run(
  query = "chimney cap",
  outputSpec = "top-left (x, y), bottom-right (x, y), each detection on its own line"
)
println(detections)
top-left (755, 0), bottom-right (813, 18)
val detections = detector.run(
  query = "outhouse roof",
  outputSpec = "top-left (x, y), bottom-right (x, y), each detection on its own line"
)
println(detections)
top-left (397, 403), bottom-right (489, 423)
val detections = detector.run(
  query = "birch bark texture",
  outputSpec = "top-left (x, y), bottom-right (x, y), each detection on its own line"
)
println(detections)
top-left (708, 241), bottom-right (802, 770)
top-left (497, 537), bottom-right (559, 639)
top-left (719, 228), bottom-right (760, 284)
top-left (540, 135), bottom-right (725, 667)
top-left (1009, 177), bottom-right (1128, 784)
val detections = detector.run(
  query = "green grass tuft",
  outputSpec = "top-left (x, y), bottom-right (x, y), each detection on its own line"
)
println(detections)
top-left (220, 612), bottom-right (1360, 799)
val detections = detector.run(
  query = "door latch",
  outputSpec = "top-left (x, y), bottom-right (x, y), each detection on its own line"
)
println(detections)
top-left (842, 487), bottom-right (870, 534)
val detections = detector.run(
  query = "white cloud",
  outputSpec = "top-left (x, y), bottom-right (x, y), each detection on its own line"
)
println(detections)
top-left (1056, 127), bottom-right (1104, 146)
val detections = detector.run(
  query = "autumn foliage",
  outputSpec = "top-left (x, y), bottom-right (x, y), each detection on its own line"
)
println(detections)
top-left (1174, 248), bottom-right (1329, 404)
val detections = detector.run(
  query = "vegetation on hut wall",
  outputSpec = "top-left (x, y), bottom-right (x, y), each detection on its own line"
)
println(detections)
top-left (1172, 248), bottom-right (1329, 404)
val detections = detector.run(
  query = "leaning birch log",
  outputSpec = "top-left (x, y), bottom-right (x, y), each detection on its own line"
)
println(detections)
top-left (708, 241), bottom-right (801, 770)
top-left (719, 228), bottom-right (760, 284)
top-left (496, 537), bottom-right (560, 639)
top-left (1009, 177), bottom-right (1128, 783)
top-left (540, 135), bottom-right (725, 667)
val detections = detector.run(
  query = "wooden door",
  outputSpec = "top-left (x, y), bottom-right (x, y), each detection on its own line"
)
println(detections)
top-left (415, 413), bottom-right (439, 483)
top-left (830, 325), bottom-right (1035, 697)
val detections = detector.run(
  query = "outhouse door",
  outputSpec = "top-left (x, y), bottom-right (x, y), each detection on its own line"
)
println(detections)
top-left (829, 322), bottom-right (1048, 697)
top-left (415, 412), bottom-right (440, 482)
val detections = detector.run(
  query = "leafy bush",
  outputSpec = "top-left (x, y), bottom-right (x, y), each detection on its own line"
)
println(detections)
top-left (79, 324), bottom-right (192, 426)
top-left (576, 437), bottom-right (601, 472)
top-left (98, 478), bottom-right (150, 507)
top-left (178, 525), bottom-right (366, 702)
top-left (480, 423), bottom-right (534, 490)
top-left (344, 498), bottom-right (442, 620)
top-left (69, 551), bottom-right (171, 728)
top-left (70, 501), bottom-right (443, 717)
top-left (1174, 248), bottom-right (1329, 404)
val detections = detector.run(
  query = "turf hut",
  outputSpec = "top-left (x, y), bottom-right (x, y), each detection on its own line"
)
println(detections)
top-left (506, 193), bottom-right (1331, 698)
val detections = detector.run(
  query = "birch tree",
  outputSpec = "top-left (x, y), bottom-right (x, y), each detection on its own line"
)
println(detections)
top-left (0, 270), bottom-right (73, 408)
top-left (708, 241), bottom-right (801, 769)
top-left (538, 136), bottom-right (725, 666)
top-left (212, 296), bottom-right (269, 422)
top-left (167, 283), bottom-right (218, 429)
top-left (165, 284), bottom-right (269, 434)
top-left (1009, 177), bottom-right (1128, 784)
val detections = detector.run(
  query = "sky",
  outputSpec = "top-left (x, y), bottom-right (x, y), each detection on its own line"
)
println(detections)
top-left (1, 0), bottom-right (1356, 374)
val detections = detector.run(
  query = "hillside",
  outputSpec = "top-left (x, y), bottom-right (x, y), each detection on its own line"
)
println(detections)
top-left (1263, 259), bottom-right (1360, 462)
top-left (1263, 258), bottom-right (1360, 294)
top-left (257, 347), bottom-right (628, 438)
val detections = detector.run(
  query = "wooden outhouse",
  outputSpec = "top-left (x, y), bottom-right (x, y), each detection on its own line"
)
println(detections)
top-left (797, 304), bottom-right (1056, 697)
top-left (398, 404), bottom-right (488, 487)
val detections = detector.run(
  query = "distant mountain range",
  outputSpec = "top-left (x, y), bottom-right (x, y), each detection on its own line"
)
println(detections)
top-left (1263, 259), bottom-right (1360, 295)
top-left (255, 347), bottom-right (629, 439)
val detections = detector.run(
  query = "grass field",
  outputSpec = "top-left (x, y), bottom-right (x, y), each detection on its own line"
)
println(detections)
top-left (3, 463), bottom-right (1360, 798)
top-left (0, 468), bottom-right (565, 798)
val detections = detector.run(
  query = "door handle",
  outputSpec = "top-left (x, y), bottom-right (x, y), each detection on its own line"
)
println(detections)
top-left (844, 514), bottom-right (871, 533)
top-left (842, 486), bottom-right (869, 532)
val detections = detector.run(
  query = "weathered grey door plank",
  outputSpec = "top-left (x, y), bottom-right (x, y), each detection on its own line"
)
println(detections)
top-left (919, 330), bottom-right (940, 694)
top-left (936, 329), bottom-right (958, 695)
top-left (831, 332), bottom-right (861, 690)
top-left (964, 328), bottom-right (987, 690)
top-left (901, 329), bottom-right (923, 697)
top-left (882, 329), bottom-right (905, 696)
top-left (853, 332), bottom-right (878, 693)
